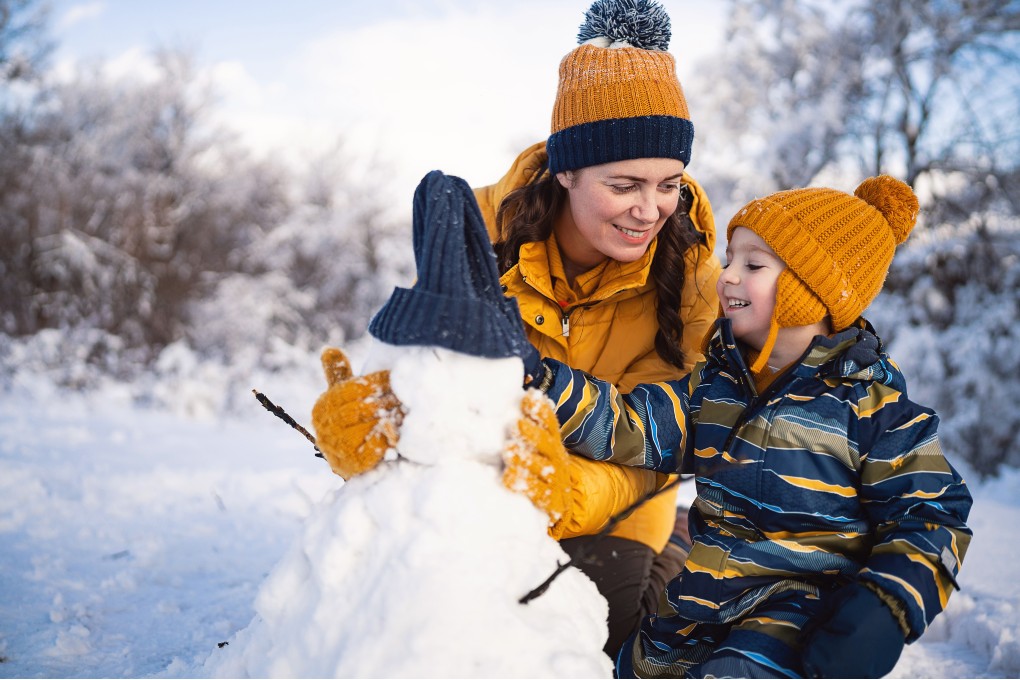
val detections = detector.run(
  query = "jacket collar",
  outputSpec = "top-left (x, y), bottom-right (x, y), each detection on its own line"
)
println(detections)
top-left (706, 317), bottom-right (894, 396)
top-left (503, 234), bottom-right (658, 304)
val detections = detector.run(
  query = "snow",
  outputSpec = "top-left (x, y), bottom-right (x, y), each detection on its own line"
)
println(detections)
top-left (0, 340), bottom-right (1016, 678)
top-left (202, 344), bottom-right (609, 678)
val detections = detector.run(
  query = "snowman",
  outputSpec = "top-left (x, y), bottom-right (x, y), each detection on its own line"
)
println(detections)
top-left (202, 171), bottom-right (611, 678)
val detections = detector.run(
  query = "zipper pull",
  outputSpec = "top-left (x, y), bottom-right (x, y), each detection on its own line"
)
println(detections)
top-left (561, 312), bottom-right (570, 338)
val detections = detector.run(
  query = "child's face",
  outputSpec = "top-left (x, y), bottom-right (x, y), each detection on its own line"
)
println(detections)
top-left (718, 227), bottom-right (786, 351)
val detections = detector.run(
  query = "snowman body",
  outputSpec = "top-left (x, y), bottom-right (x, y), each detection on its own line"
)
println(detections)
top-left (204, 344), bottom-right (611, 678)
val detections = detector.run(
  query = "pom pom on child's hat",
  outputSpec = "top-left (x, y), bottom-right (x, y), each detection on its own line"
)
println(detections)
top-left (369, 170), bottom-right (531, 360)
top-left (546, 0), bottom-right (693, 175)
top-left (727, 175), bottom-right (919, 374)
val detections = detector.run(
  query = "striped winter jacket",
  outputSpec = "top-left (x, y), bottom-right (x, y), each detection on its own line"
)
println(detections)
top-left (543, 319), bottom-right (973, 641)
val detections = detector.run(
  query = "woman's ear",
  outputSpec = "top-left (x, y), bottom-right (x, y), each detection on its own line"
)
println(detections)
top-left (555, 171), bottom-right (574, 189)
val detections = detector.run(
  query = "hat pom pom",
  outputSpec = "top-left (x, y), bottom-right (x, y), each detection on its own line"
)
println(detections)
top-left (577, 0), bottom-right (671, 51)
top-left (854, 175), bottom-right (919, 245)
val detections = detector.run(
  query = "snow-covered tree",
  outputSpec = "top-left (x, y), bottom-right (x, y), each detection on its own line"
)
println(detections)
top-left (1, 30), bottom-right (414, 392)
top-left (868, 204), bottom-right (1020, 477)
top-left (242, 142), bottom-right (413, 347)
top-left (854, 0), bottom-right (1020, 187)
top-left (690, 0), bottom-right (867, 217)
top-left (690, 0), bottom-right (1020, 222)
top-left (0, 0), bottom-right (50, 84)
top-left (0, 49), bottom-right (291, 366)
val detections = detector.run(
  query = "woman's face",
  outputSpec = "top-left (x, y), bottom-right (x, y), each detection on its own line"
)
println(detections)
top-left (555, 158), bottom-right (686, 270)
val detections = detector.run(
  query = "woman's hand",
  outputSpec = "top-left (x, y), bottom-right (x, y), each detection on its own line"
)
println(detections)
top-left (502, 389), bottom-right (573, 538)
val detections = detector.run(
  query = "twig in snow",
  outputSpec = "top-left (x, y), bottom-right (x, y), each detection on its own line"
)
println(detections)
top-left (252, 389), bottom-right (324, 459)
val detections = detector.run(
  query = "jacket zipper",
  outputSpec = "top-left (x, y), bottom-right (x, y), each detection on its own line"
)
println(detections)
top-left (711, 365), bottom-right (797, 535)
top-left (559, 300), bottom-right (603, 338)
top-left (519, 274), bottom-right (624, 340)
top-left (721, 370), bottom-right (790, 452)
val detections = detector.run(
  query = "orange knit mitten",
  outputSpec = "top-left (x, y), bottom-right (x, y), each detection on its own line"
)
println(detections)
top-left (311, 347), bottom-right (405, 480)
top-left (502, 389), bottom-right (573, 539)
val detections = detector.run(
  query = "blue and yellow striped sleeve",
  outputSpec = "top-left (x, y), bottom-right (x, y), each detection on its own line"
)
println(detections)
top-left (857, 389), bottom-right (973, 642)
top-left (543, 358), bottom-right (691, 473)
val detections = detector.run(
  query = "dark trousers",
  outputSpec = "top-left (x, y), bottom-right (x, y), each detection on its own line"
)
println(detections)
top-left (561, 518), bottom-right (690, 658)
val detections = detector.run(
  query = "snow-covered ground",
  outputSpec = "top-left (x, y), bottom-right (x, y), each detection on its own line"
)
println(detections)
top-left (0, 346), bottom-right (1017, 678)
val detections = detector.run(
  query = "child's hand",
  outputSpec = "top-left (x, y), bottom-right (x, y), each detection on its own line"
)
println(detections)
top-left (801, 582), bottom-right (906, 678)
top-left (502, 389), bottom-right (572, 538)
top-left (311, 348), bottom-right (405, 480)
top-left (521, 342), bottom-right (548, 389)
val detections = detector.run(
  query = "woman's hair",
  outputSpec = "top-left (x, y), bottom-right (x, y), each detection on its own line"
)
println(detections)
top-left (494, 171), bottom-right (702, 370)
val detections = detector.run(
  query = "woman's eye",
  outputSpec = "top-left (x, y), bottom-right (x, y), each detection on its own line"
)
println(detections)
top-left (658, 183), bottom-right (680, 193)
top-left (610, 184), bottom-right (636, 193)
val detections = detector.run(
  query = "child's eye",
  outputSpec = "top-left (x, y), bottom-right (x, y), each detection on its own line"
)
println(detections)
top-left (746, 263), bottom-right (764, 271)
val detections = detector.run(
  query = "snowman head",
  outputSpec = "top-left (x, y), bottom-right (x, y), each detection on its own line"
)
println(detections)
top-left (368, 170), bottom-right (530, 362)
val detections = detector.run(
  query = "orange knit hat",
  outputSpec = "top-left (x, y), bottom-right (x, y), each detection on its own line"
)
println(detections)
top-left (546, 0), bottom-right (693, 175)
top-left (727, 175), bottom-right (919, 373)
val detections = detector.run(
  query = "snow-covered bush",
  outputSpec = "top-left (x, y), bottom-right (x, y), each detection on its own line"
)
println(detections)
top-left (0, 50), bottom-right (291, 353)
top-left (0, 47), bottom-right (412, 378)
top-left (0, 327), bottom-right (148, 390)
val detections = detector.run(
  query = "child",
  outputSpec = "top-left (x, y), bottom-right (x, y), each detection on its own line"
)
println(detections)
top-left (530, 175), bottom-right (974, 678)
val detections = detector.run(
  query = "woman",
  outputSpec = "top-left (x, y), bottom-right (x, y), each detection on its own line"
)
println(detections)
top-left (472, 0), bottom-right (720, 653)
top-left (314, 0), bottom-right (721, 657)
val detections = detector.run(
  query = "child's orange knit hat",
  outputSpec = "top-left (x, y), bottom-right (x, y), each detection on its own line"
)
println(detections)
top-left (727, 175), bottom-right (919, 373)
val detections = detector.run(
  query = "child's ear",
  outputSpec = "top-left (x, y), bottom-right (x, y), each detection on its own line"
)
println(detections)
top-left (774, 271), bottom-right (826, 328)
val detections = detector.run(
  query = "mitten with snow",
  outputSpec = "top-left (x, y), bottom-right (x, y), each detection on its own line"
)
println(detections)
top-left (801, 582), bottom-right (907, 678)
top-left (502, 389), bottom-right (572, 539)
top-left (311, 347), bottom-right (405, 480)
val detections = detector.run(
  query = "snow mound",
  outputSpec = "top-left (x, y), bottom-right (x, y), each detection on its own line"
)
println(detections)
top-left (202, 345), bottom-right (612, 677)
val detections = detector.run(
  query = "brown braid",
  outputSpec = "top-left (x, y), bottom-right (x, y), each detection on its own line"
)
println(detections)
top-left (494, 174), bottom-right (702, 371)
top-left (651, 185), bottom-right (701, 369)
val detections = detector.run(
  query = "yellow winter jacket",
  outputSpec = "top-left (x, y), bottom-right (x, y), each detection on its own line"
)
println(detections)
top-left (475, 142), bottom-right (722, 551)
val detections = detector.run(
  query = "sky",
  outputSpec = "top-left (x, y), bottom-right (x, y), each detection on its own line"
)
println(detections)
top-left (45, 0), bottom-right (728, 204)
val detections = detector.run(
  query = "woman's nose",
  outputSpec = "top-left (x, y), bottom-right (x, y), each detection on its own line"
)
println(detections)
top-left (630, 190), bottom-right (658, 223)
